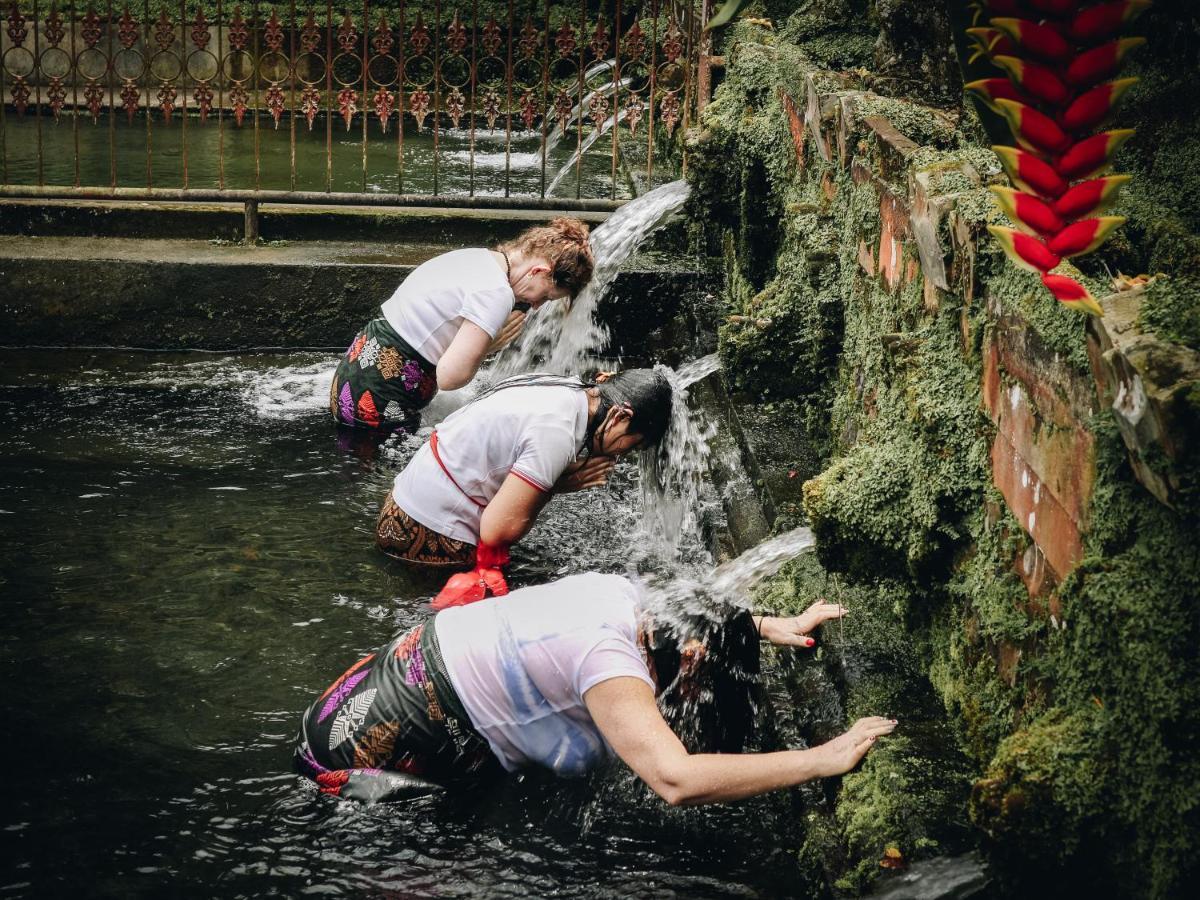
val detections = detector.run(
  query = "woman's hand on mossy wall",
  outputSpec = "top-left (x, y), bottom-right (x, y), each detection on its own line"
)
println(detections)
top-left (759, 600), bottom-right (846, 647)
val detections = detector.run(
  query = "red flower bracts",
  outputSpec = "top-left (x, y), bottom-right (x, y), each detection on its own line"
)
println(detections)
top-left (968, 0), bottom-right (1149, 316)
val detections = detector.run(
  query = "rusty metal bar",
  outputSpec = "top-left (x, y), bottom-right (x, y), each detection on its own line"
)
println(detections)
top-left (0, 3), bottom-right (7, 185)
top-left (181, 0), bottom-right (189, 190)
top-left (503, 0), bottom-right (513, 198)
top-left (610, 0), bottom-right (620, 202)
top-left (573, 0), bottom-right (584, 200)
top-left (32, 0), bottom-right (43, 186)
top-left (289, 1), bottom-right (297, 192)
top-left (647, 0), bottom-right (657, 192)
top-left (143, 0), bottom-right (152, 188)
top-left (397, 0), bottom-right (405, 194)
top-left (361, 1), bottom-right (369, 193)
top-left (252, 0), bottom-right (260, 190)
top-left (70, 0), bottom-right (80, 186)
top-left (468, 0), bottom-right (478, 197)
top-left (433, 0), bottom-right (441, 196)
top-left (324, 1), bottom-right (332, 192)
top-left (219, 0), bottom-right (227, 190)
top-left (538, 0), bottom-right (550, 197)
top-left (0, 183), bottom-right (625, 209)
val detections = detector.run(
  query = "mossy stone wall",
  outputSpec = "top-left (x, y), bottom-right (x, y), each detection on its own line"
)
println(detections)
top-left (692, 3), bottom-right (1200, 895)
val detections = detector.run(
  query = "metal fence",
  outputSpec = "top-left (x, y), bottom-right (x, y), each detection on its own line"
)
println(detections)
top-left (0, 1), bottom-right (712, 210)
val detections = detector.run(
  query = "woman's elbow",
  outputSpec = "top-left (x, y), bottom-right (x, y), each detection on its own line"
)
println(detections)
top-left (436, 366), bottom-right (471, 392)
top-left (646, 766), bottom-right (699, 807)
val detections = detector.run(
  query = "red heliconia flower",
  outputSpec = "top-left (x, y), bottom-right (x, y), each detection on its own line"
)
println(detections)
top-left (966, 27), bottom-right (1018, 61)
top-left (965, 78), bottom-right (1029, 113)
top-left (988, 226), bottom-right (1063, 273)
top-left (993, 146), bottom-right (1069, 198)
top-left (1061, 78), bottom-right (1138, 133)
top-left (1026, 0), bottom-right (1085, 15)
top-left (1055, 129), bottom-right (1136, 180)
top-left (990, 187), bottom-right (1065, 237)
top-left (992, 18), bottom-right (1074, 63)
top-left (993, 55), bottom-right (1072, 106)
top-left (1041, 273), bottom-right (1104, 316)
top-left (1067, 1), bottom-right (1154, 44)
top-left (1065, 38), bottom-right (1146, 87)
top-left (996, 99), bottom-right (1072, 154)
top-left (356, 391), bottom-right (381, 427)
top-left (1052, 175), bottom-right (1131, 220)
top-left (1046, 217), bottom-right (1126, 258)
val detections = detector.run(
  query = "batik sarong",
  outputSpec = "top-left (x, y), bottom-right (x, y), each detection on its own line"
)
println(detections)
top-left (375, 491), bottom-right (475, 569)
top-left (294, 621), bottom-right (500, 802)
top-left (330, 318), bottom-right (438, 432)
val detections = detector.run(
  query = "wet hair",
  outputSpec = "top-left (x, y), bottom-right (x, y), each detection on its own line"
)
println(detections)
top-left (498, 217), bottom-right (594, 299)
top-left (469, 369), bottom-right (673, 455)
top-left (643, 609), bottom-right (761, 753)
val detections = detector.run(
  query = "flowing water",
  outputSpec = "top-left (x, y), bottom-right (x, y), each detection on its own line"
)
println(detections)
top-left (0, 348), bottom-right (839, 898)
top-left (492, 179), bottom-right (692, 380)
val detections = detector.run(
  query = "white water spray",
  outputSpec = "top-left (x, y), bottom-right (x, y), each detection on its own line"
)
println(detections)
top-left (492, 179), bottom-right (691, 379)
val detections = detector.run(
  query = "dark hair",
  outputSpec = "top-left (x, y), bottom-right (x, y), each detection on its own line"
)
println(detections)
top-left (469, 369), bottom-right (674, 455)
top-left (588, 369), bottom-right (673, 452)
top-left (644, 609), bottom-right (761, 753)
top-left (498, 217), bottom-right (594, 299)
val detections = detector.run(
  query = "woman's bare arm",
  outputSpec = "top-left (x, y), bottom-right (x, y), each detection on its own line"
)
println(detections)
top-left (584, 677), bottom-right (895, 806)
top-left (436, 321), bottom-right (495, 391)
top-left (478, 473), bottom-right (553, 547)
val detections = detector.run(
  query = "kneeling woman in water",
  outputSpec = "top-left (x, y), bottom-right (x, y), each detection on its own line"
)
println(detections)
top-left (294, 573), bottom-right (897, 804)
top-left (375, 371), bottom-right (672, 603)
top-left (331, 218), bottom-right (593, 434)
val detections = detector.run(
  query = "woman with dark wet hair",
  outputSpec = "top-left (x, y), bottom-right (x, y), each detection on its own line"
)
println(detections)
top-left (330, 218), bottom-right (593, 435)
top-left (374, 370), bottom-right (673, 605)
top-left (293, 573), bottom-right (897, 803)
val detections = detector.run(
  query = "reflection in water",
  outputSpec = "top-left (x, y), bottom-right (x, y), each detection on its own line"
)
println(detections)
top-left (0, 349), bottom-right (817, 898)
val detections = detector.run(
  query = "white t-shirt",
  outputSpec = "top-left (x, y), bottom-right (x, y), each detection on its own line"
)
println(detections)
top-left (435, 573), bottom-right (655, 775)
top-left (392, 381), bottom-right (589, 544)
top-left (380, 248), bottom-right (515, 363)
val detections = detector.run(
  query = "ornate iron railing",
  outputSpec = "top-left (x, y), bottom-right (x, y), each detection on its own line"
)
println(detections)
top-left (0, 1), bottom-right (710, 209)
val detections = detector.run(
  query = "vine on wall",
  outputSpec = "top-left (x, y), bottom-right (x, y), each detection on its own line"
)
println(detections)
top-left (964, 0), bottom-right (1150, 315)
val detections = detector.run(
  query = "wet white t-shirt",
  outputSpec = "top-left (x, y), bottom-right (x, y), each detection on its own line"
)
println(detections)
top-left (380, 248), bottom-right (515, 363)
top-left (392, 381), bottom-right (589, 544)
top-left (434, 573), bottom-right (655, 775)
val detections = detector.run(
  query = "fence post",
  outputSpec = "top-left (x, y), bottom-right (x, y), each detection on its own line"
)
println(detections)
top-left (244, 200), bottom-right (260, 242)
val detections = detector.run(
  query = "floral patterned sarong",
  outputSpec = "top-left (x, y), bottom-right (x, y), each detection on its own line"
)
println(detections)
top-left (330, 318), bottom-right (438, 432)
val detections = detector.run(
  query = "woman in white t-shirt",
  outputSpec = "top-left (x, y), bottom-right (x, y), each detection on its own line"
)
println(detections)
top-left (293, 572), bottom-right (897, 803)
top-left (375, 369), bottom-right (673, 605)
top-left (330, 218), bottom-right (593, 434)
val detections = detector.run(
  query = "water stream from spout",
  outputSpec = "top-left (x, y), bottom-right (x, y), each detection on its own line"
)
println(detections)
top-left (491, 179), bottom-right (692, 379)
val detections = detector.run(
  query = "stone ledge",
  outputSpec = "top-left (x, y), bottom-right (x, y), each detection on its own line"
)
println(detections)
top-left (1088, 288), bottom-right (1200, 509)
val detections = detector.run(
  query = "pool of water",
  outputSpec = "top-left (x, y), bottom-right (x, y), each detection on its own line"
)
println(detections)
top-left (1, 113), bottom-right (645, 199)
top-left (0, 349), bottom-right (814, 898)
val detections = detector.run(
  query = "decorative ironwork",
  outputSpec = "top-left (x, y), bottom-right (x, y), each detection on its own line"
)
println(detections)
top-left (81, 8), bottom-right (101, 47)
top-left (44, 9), bottom-right (65, 47)
top-left (0, 3), bottom-right (706, 201)
top-left (7, 4), bottom-right (28, 47)
top-left (300, 85), bottom-right (321, 130)
top-left (192, 10), bottom-right (211, 50)
top-left (118, 10), bottom-right (138, 49)
top-left (154, 11), bottom-right (176, 50)
top-left (555, 23), bottom-right (576, 59)
top-left (373, 86), bottom-right (395, 132)
top-left (481, 18), bottom-right (502, 57)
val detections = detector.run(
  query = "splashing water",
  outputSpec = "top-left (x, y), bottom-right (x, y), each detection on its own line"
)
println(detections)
top-left (492, 179), bottom-right (691, 379)
top-left (545, 113), bottom-right (622, 199)
top-left (635, 361), bottom-right (717, 566)
top-left (674, 352), bottom-right (722, 389)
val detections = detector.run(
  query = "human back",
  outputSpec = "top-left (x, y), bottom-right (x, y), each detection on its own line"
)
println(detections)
top-left (392, 378), bottom-right (589, 544)
top-left (380, 248), bottom-right (514, 365)
top-left (435, 572), bottom-right (653, 775)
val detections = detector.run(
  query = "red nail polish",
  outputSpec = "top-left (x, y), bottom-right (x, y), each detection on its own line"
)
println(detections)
top-left (805, 638), bottom-right (815, 647)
